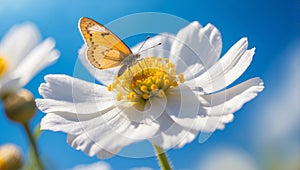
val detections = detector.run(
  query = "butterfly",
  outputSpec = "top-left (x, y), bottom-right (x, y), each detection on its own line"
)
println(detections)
top-left (78, 17), bottom-right (140, 77)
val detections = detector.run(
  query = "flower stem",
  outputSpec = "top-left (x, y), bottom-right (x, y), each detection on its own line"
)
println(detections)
top-left (22, 122), bottom-right (44, 170)
top-left (153, 144), bottom-right (172, 170)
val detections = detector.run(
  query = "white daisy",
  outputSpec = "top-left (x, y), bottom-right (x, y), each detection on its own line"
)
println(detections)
top-left (36, 21), bottom-right (264, 158)
top-left (0, 22), bottom-right (59, 96)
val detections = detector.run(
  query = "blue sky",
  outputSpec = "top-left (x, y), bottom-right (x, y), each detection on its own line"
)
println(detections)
top-left (0, 0), bottom-right (299, 169)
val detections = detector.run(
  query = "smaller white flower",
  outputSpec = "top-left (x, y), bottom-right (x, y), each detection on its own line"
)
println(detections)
top-left (37, 21), bottom-right (264, 159)
top-left (0, 22), bottom-right (59, 96)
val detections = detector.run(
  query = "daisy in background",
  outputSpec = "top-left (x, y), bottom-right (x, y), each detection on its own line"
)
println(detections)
top-left (0, 22), bottom-right (59, 97)
top-left (0, 21), bottom-right (59, 138)
top-left (0, 22), bottom-right (59, 170)
top-left (36, 20), bottom-right (263, 165)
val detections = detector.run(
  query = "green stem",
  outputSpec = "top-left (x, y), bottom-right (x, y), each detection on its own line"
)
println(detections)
top-left (153, 144), bottom-right (172, 170)
top-left (22, 122), bottom-right (44, 170)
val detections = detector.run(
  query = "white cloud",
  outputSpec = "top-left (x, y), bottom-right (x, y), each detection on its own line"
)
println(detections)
top-left (130, 167), bottom-right (153, 170)
top-left (250, 40), bottom-right (300, 169)
top-left (69, 161), bottom-right (111, 170)
top-left (197, 147), bottom-right (259, 170)
top-left (255, 40), bottom-right (300, 144)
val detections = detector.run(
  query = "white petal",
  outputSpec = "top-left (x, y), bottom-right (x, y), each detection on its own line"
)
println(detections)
top-left (78, 45), bottom-right (118, 86)
top-left (143, 97), bottom-right (196, 148)
top-left (13, 38), bottom-right (59, 87)
top-left (0, 23), bottom-right (40, 69)
top-left (165, 84), bottom-right (207, 131)
top-left (36, 98), bottom-right (114, 116)
top-left (187, 38), bottom-right (254, 93)
top-left (67, 134), bottom-right (122, 159)
top-left (195, 114), bottom-right (234, 133)
top-left (95, 147), bottom-right (121, 159)
top-left (143, 95), bottom-right (167, 123)
top-left (201, 77), bottom-right (264, 116)
top-left (39, 74), bottom-right (109, 101)
top-left (183, 23), bottom-right (222, 81)
top-left (41, 113), bottom-right (85, 134)
top-left (0, 74), bottom-right (21, 95)
top-left (148, 111), bottom-right (198, 149)
top-left (170, 22), bottom-right (222, 79)
top-left (201, 23), bottom-right (222, 56)
top-left (41, 106), bottom-right (159, 158)
top-left (189, 77), bottom-right (263, 133)
top-left (164, 84), bottom-right (235, 132)
top-left (131, 33), bottom-right (176, 59)
top-left (37, 74), bottom-right (115, 114)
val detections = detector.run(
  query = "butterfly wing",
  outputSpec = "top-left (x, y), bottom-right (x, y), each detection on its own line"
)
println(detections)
top-left (79, 17), bottom-right (132, 69)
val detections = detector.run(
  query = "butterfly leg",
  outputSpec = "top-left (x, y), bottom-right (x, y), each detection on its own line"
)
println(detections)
top-left (142, 58), bottom-right (149, 75)
top-left (138, 58), bottom-right (148, 68)
top-left (128, 66), bottom-right (133, 75)
top-left (136, 58), bottom-right (149, 75)
top-left (135, 61), bottom-right (145, 75)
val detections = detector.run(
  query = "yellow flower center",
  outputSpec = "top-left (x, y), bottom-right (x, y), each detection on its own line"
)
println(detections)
top-left (108, 56), bottom-right (185, 103)
top-left (0, 55), bottom-right (9, 78)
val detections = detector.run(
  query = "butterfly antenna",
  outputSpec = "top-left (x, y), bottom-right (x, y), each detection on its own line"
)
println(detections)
top-left (137, 35), bottom-right (151, 53)
top-left (139, 42), bottom-right (162, 53)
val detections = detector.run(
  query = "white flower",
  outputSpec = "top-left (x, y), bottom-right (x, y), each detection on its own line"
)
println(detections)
top-left (36, 21), bottom-right (264, 158)
top-left (0, 22), bottom-right (59, 96)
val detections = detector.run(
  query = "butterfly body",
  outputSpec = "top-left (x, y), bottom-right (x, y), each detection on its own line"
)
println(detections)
top-left (79, 17), bottom-right (138, 76)
top-left (117, 53), bottom-right (140, 76)
top-left (121, 54), bottom-right (140, 66)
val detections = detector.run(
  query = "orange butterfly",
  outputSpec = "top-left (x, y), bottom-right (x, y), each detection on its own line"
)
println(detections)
top-left (78, 17), bottom-right (140, 76)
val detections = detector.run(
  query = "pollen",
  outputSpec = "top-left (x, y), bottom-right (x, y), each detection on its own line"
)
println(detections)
top-left (108, 56), bottom-right (185, 102)
top-left (178, 73), bottom-right (185, 83)
top-left (140, 85), bottom-right (148, 92)
top-left (116, 93), bottom-right (123, 101)
top-left (126, 91), bottom-right (135, 100)
top-left (164, 58), bottom-right (169, 63)
top-left (172, 81), bottom-right (178, 87)
top-left (142, 94), bottom-right (149, 100)
top-left (0, 56), bottom-right (9, 78)
top-left (150, 84), bottom-right (157, 91)
top-left (164, 79), bottom-right (170, 85)
top-left (107, 83), bottom-right (114, 91)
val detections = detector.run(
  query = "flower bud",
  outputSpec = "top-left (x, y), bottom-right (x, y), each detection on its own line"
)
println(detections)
top-left (2, 89), bottom-right (37, 123)
top-left (0, 144), bottom-right (23, 170)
